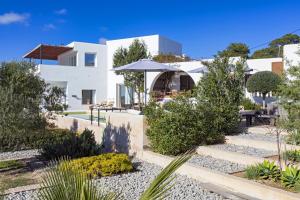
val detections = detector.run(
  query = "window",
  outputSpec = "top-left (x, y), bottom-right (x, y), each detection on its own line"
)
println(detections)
top-left (85, 53), bottom-right (96, 67)
top-left (68, 55), bottom-right (76, 66)
top-left (82, 90), bottom-right (96, 105)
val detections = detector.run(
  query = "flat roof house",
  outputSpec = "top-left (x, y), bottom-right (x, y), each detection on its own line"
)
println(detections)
top-left (24, 35), bottom-right (182, 110)
top-left (24, 35), bottom-right (300, 110)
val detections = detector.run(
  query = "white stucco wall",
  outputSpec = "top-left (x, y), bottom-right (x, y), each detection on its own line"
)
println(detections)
top-left (283, 43), bottom-right (300, 70)
top-left (39, 42), bottom-right (107, 110)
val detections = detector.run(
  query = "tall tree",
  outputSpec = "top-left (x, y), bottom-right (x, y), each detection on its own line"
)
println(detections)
top-left (218, 43), bottom-right (250, 58)
top-left (251, 34), bottom-right (300, 58)
top-left (113, 39), bottom-right (149, 109)
top-left (195, 56), bottom-right (246, 134)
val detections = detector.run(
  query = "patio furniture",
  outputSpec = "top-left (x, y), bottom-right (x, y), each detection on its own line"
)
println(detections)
top-left (112, 59), bottom-right (178, 104)
top-left (239, 110), bottom-right (256, 126)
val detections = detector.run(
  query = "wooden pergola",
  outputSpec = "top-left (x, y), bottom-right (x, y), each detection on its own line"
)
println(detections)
top-left (23, 44), bottom-right (73, 63)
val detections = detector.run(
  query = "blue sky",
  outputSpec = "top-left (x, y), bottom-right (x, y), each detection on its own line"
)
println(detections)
top-left (0, 0), bottom-right (300, 61)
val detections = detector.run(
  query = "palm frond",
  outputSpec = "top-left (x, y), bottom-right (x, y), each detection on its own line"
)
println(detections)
top-left (38, 158), bottom-right (118, 200)
top-left (139, 151), bottom-right (193, 200)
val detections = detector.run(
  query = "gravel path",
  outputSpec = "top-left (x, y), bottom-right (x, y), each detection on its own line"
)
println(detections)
top-left (4, 159), bottom-right (237, 200)
top-left (95, 159), bottom-right (233, 200)
top-left (189, 155), bottom-right (246, 174)
top-left (4, 190), bottom-right (38, 200)
top-left (0, 149), bottom-right (40, 161)
top-left (235, 132), bottom-right (281, 143)
top-left (211, 144), bottom-right (277, 158)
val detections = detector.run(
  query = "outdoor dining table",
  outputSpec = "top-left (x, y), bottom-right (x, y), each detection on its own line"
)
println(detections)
top-left (239, 110), bottom-right (256, 127)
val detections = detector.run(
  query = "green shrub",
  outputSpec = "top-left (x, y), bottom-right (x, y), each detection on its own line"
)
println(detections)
top-left (0, 128), bottom-right (55, 152)
top-left (245, 160), bottom-right (280, 181)
top-left (244, 165), bottom-right (260, 180)
top-left (240, 98), bottom-right (261, 110)
top-left (286, 131), bottom-right (300, 145)
top-left (0, 160), bottom-right (24, 170)
top-left (281, 166), bottom-right (300, 190)
top-left (40, 129), bottom-right (101, 160)
top-left (256, 160), bottom-right (281, 181)
top-left (283, 150), bottom-right (300, 162)
top-left (61, 153), bottom-right (133, 177)
top-left (144, 96), bottom-right (225, 156)
top-left (195, 56), bottom-right (245, 135)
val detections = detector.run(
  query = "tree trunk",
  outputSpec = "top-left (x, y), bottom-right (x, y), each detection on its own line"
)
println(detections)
top-left (137, 91), bottom-right (141, 111)
top-left (276, 129), bottom-right (282, 171)
top-left (262, 93), bottom-right (266, 109)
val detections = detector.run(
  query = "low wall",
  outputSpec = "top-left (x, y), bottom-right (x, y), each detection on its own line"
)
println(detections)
top-left (51, 115), bottom-right (105, 143)
top-left (52, 112), bottom-right (148, 154)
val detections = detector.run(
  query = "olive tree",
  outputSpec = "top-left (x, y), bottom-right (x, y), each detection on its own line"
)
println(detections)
top-left (113, 39), bottom-right (149, 109)
top-left (0, 61), bottom-right (67, 151)
top-left (246, 71), bottom-right (281, 108)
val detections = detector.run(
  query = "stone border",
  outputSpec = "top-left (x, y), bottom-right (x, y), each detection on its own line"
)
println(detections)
top-left (136, 150), bottom-right (300, 200)
top-left (3, 184), bottom-right (41, 195)
top-left (226, 136), bottom-right (300, 151)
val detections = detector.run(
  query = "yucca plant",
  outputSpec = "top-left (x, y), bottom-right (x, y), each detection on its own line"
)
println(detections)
top-left (257, 160), bottom-right (281, 181)
top-left (139, 152), bottom-right (192, 200)
top-left (38, 159), bottom-right (118, 200)
top-left (281, 166), bottom-right (300, 190)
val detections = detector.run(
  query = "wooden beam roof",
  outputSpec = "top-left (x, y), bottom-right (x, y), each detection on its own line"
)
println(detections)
top-left (23, 44), bottom-right (73, 60)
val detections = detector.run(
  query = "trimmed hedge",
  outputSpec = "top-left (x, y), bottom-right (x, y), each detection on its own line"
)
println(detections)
top-left (61, 153), bottom-right (133, 177)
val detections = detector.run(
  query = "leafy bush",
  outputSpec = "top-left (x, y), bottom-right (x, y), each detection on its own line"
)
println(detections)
top-left (256, 160), bottom-right (281, 181)
top-left (0, 128), bottom-right (56, 152)
top-left (283, 150), bottom-right (300, 162)
top-left (285, 131), bottom-right (300, 145)
top-left (40, 129), bottom-right (101, 160)
top-left (240, 98), bottom-right (261, 110)
top-left (0, 160), bottom-right (24, 170)
top-left (281, 166), bottom-right (300, 190)
top-left (195, 56), bottom-right (246, 135)
top-left (245, 160), bottom-right (280, 181)
top-left (0, 62), bottom-right (66, 152)
top-left (61, 153), bottom-right (133, 177)
top-left (244, 165), bottom-right (260, 180)
top-left (144, 96), bottom-right (225, 156)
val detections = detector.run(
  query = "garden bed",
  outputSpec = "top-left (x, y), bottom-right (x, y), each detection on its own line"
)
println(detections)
top-left (0, 158), bottom-right (45, 192)
top-left (232, 170), bottom-right (297, 193)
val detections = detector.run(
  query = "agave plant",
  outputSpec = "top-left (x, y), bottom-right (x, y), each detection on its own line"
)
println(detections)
top-left (257, 160), bottom-right (281, 181)
top-left (39, 152), bottom-right (192, 200)
top-left (281, 166), bottom-right (300, 190)
top-left (38, 159), bottom-right (118, 200)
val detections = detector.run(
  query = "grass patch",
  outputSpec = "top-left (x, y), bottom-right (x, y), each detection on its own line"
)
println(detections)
top-left (0, 160), bottom-right (24, 170)
top-left (0, 175), bottom-right (36, 191)
top-left (283, 150), bottom-right (300, 162)
top-left (63, 111), bottom-right (87, 115)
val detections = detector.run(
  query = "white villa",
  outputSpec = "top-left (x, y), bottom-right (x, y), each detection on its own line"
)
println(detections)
top-left (23, 35), bottom-right (300, 110)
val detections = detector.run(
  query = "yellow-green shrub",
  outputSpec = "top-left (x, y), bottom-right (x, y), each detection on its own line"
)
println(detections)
top-left (61, 153), bottom-right (133, 177)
